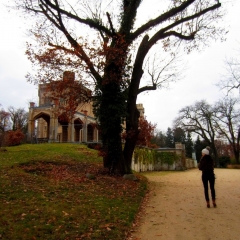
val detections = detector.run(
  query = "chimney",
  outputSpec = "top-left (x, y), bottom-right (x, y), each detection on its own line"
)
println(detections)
top-left (30, 102), bottom-right (35, 108)
top-left (63, 71), bottom-right (75, 82)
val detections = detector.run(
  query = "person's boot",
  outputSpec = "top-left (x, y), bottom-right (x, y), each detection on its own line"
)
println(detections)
top-left (212, 200), bottom-right (217, 208)
top-left (207, 201), bottom-right (210, 208)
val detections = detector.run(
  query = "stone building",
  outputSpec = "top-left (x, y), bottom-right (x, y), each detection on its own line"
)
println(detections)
top-left (27, 71), bottom-right (98, 143)
top-left (136, 103), bottom-right (144, 117)
top-left (27, 71), bottom-right (145, 143)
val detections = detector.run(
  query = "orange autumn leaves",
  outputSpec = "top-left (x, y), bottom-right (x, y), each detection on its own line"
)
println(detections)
top-left (122, 116), bottom-right (157, 148)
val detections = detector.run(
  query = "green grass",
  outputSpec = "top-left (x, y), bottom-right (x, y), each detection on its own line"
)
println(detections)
top-left (142, 171), bottom-right (177, 176)
top-left (0, 143), bottom-right (148, 240)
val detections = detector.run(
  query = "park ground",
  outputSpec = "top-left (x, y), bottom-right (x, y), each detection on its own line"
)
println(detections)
top-left (128, 168), bottom-right (240, 240)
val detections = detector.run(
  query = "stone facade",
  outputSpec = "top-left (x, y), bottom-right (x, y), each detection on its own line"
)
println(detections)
top-left (27, 72), bottom-right (98, 143)
top-left (136, 103), bottom-right (144, 117)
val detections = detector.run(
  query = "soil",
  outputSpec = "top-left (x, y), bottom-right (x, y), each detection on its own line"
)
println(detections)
top-left (128, 168), bottom-right (240, 240)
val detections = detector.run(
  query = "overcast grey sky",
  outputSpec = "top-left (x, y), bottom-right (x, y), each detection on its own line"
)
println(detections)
top-left (0, 1), bottom-right (239, 132)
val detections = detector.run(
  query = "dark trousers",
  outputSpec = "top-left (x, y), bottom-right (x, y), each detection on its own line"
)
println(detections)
top-left (202, 173), bottom-right (215, 201)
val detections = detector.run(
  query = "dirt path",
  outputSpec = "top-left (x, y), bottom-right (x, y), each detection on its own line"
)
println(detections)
top-left (129, 168), bottom-right (240, 240)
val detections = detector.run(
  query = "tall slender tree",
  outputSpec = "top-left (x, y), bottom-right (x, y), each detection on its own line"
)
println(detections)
top-left (151, 129), bottom-right (167, 148)
top-left (194, 136), bottom-right (208, 162)
top-left (185, 131), bottom-right (193, 158)
top-left (14, 0), bottom-right (223, 173)
top-left (165, 127), bottom-right (174, 148)
top-left (173, 127), bottom-right (186, 144)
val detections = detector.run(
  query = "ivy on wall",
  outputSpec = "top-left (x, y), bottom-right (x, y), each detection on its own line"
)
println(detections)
top-left (134, 147), bottom-right (154, 165)
top-left (155, 152), bottom-right (179, 166)
top-left (133, 147), bottom-right (180, 166)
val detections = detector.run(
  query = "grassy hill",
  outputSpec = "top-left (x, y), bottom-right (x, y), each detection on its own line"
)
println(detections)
top-left (0, 143), bottom-right (147, 240)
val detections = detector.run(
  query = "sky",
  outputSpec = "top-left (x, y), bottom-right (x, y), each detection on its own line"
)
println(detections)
top-left (0, 1), bottom-right (239, 133)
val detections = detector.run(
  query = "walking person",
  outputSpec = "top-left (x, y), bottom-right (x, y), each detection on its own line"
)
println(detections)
top-left (198, 148), bottom-right (216, 208)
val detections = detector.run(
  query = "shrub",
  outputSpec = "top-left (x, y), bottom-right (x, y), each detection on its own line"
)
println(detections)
top-left (219, 156), bottom-right (231, 168)
top-left (5, 130), bottom-right (25, 146)
top-left (0, 131), bottom-right (5, 147)
top-left (87, 142), bottom-right (102, 150)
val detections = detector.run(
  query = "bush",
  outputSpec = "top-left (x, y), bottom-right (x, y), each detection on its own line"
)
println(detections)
top-left (5, 130), bottom-right (25, 146)
top-left (87, 142), bottom-right (102, 150)
top-left (227, 164), bottom-right (240, 169)
top-left (0, 131), bottom-right (5, 147)
top-left (219, 156), bottom-right (231, 168)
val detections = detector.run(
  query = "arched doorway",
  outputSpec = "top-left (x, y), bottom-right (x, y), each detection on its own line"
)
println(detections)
top-left (34, 112), bottom-right (50, 139)
top-left (87, 124), bottom-right (94, 142)
top-left (58, 114), bottom-right (69, 142)
top-left (74, 118), bottom-right (83, 142)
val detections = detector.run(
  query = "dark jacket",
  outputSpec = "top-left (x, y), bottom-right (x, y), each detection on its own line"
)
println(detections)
top-left (198, 155), bottom-right (214, 174)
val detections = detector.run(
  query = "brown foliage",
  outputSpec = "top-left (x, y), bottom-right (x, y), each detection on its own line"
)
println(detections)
top-left (19, 161), bottom-right (142, 192)
top-left (5, 130), bottom-right (25, 146)
top-left (42, 72), bottom-right (92, 122)
top-left (122, 116), bottom-right (156, 147)
top-left (137, 117), bottom-right (156, 147)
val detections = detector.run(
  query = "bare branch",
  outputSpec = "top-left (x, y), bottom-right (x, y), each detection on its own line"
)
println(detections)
top-left (39, 0), bottom-right (113, 36)
top-left (131, 1), bottom-right (221, 41)
top-left (106, 12), bottom-right (115, 35)
top-left (217, 55), bottom-right (240, 95)
top-left (138, 84), bottom-right (157, 94)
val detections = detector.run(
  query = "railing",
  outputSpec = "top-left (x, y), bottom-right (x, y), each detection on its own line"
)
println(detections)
top-left (31, 137), bottom-right (49, 144)
top-left (37, 138), bottom-right (49, 143)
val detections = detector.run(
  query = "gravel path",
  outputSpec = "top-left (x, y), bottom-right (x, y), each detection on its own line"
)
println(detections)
top-left (129, 168), bottom-right (240, 240)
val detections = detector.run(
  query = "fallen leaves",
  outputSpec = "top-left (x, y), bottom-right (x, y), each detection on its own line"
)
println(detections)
top-left (1, 150), bottom-right (147, 240)
top-left (20, 160), bottom-right (144, 200)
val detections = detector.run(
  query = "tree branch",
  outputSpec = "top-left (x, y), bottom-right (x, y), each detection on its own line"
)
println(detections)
top-left (119, 0), bottom-right (142, 39)
top-left (106, 12), bottom-right (115, 35)
top-left (39, 1), bottom-right (102, 84)
top-left (131, 1), bottom-right (221, 41)
top-left (39, 0), bottom-right (113, 36)
top-left (138, 84), bottom-right (157, 94)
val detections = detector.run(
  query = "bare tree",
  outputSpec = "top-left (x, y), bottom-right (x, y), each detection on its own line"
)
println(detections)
top-left (174, 100), bottom-right (219, 166)
top-left (13, 0), bottom-right (223, 174)
top-left (0, 105), bottom-right (10, 133)
top-left (0, 105), bottom-right (10, 148)
top-left (218, 51), bottom-right (240, 94)
top-left (8, 106), bottom-right (28, 132)
top-left (212, 97), bottom-right (240, 164)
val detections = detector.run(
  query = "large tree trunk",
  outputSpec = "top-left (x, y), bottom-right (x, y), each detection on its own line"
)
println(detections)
top-left (99, 81), bottom-right (126, 174)
top-left (99, 74), bottom-right (141, 174)
top-left (233, 148), bottom-right (239, 165)
top-left (123, 105), bottom-right (140, 174)
top-left (232, 131), bottom-right (240, 164)
top-left (211, 144), bottom-right (219, 167)
top-left (100, 93), bottom-right (139, 174)
top-left (98, 37), bottom-right (144, 174)
top-left (98, 39), bottom-right (135, 174)
top-left (122, 69), bottom-right (143, 173)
